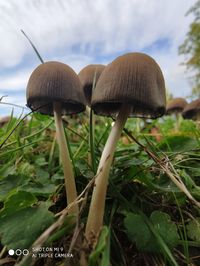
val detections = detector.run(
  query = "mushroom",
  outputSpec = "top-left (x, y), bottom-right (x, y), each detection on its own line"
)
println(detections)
top-left (166, 98), bottom-right (187, 115)
top-left (78, 64), bottom-right (105, 172)
top-left (85, 52), bottom-right (166, 245)
top-left (78, 64), bottom-right (105, 106)
top-left (182, 98), bottom-right (200, 123)
top-left (0, 116), bottom-right (10, 127)
top-left (26, 61), bottom-right (86, 215)
top-left (166, 97), bottom-right (188, 130)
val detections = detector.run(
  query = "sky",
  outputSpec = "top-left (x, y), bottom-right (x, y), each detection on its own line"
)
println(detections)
top-left (0, 0), bottom-right (196, 117)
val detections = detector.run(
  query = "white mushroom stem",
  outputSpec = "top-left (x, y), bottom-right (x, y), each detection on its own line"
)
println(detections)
top-left (53, 102), bottom-right (79, 215)
top-left (175, 113), bottom-right (181, 132)
top-left (85, 104), bottom-right (131, 242)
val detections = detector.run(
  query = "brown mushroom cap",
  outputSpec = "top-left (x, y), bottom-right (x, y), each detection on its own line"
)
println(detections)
top-left (182, 98), bottom-right (200, 120)
top-left (91, 53), bottom-right (166, 118)
top-left (166, 97), bottom-right (188, 115)
top-left (26, 61), bottom-right (86, 115)
top-left (78, 64), bottom-right (105, 105)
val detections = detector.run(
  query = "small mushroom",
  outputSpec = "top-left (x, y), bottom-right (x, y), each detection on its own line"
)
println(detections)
top-left (26, 61), bottom-right (86, 215)
top-left (85, 52), bottom-right (166, 245)
top-left (166, 97), bottom-right (188, 130)
top-left (182, 98), bottom-right (200, 122)
top-left (0, 116), bottom-right (10, 127)
top-left (78, 64), bottom-right (105, 171)
top-left (78, 64), bottom-right (105, 106)
top-left (166, 97), bottom-right (187, 115)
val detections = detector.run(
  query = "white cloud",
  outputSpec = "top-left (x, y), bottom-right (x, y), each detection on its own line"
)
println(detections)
top-left (0, 0), bottom-right (195, 65)
top-left (0, 71), bottom-right (30, 92)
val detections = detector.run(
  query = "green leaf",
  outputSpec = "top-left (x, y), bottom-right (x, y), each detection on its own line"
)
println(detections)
top-left (35, 168), bottom-right (50, 183)
top-left (159, 136), bottom-right (198, 152)
top-left (0, 164), bottom-right (16, 179)
top-left (186, 218), bottom-right (200, 242)
top-left (0, 191), bottom-right (37, 218)
top-left (51, 173), bottom-right (65, 185)
top-left (124, 211), bottom-right (179, 252)
top-left (124, 213), bottom-right (153, 251)
top-left (0, 175), bottom-right (27, 201)
top-left (150, 211), bottom-right (179, 248)
top-left (35, 157), bottom-right (48, 166)
top-left (89, 226), bottom-right (110, 266)
top-left (21, 182), bottom-right (57, 196)
top-left (0, 202), bottom-right (54, 250)
top-left (51, 173), bottom-right (64, 180)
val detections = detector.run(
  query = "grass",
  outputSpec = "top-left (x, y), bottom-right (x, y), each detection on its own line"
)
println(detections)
top-left (0, 111), bottom-right (199, 266)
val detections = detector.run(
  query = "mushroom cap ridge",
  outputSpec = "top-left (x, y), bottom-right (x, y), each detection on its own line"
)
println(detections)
top-left (91, 52), bottom-right (166, 119)
top-left (26, 61), bottom-right (86, 115)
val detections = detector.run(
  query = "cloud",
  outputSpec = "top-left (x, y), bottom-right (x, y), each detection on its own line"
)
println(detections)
top-left (0, 0), bottom-right (195, 66)
top-left (0, 71), bottom-right (30, 92)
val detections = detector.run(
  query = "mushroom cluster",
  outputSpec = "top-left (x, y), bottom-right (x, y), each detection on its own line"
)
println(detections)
top-left (26, 52), bottom-right (166, 258)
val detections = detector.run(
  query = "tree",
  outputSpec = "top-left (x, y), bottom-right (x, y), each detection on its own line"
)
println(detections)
top-left (179, 0), bottom-right (200, 97)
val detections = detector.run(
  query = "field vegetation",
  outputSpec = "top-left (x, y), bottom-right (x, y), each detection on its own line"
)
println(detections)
top-left (0, 110), bottom-right (199, 265)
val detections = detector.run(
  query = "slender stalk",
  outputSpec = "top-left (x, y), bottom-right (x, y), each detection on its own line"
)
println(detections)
top-left (89, 107), bottom-right (96, 172)
top-left (21, 29), bottom-right (44, 64)
top-left (85, 104), bottom-right (131, 243)
top-left (175, 112), bottom-right (180, 131)
top-left (53, 102), bottom-right (78, 215)
top-left (88, 71), bottom-right (97, 171)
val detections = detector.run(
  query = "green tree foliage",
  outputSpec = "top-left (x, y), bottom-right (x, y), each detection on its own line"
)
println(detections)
top-left (179, 0), bottom-right (200, 97)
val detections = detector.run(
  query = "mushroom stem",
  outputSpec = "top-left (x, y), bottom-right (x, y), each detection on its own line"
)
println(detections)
top-left (53, 102), bottom-right (79, 215)
top-left (175, 113), bottom-right (181, 131)
top-left (85, 104), bottom-right (131, 243)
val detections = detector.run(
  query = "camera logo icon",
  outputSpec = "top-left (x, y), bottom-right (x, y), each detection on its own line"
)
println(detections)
top-left (8, 249), bottom-right (29, 256)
